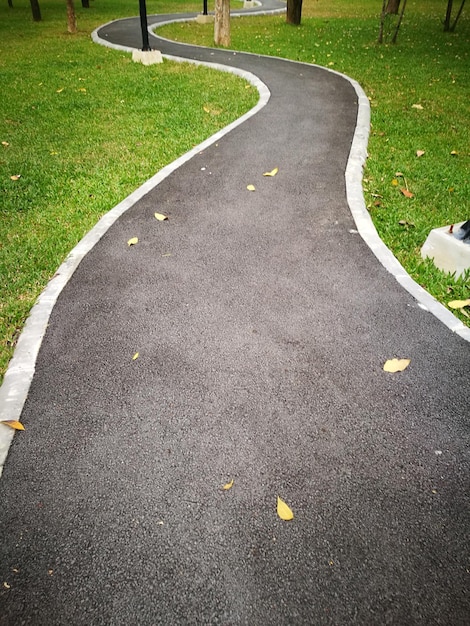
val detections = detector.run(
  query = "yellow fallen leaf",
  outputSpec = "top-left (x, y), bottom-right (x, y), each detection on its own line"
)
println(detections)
top-left (222, 478), bottom-right (234, 491)
top-left (391, 179), bottom-right (399, 186)
top-left (127, 237), bottom-right (138, 246)
top-left (247, 184), bottom-right (256, 191)
top-left (450, 150), bottom-right (458, 156)
top-left (1, 420), bottom-right (25, 431)
top-left (203, 106), bottom-right (210, 113)
top-left (448, 299), bottom-right (470, 309)
top-left (2, 141), bottom-right (9, 147)
top-left (383, 358), bottom-right (411, 373)
top-left (411, 103), bottom-right (423, 110)
top-left (56, 88), bottom-right (64, 93)
top-left (132, 352), bottom-right (139, 361)
top-left (263, 167), bottom-right (279, 177)
top-left (10, 174), bottom-right (21, 181)
top-left (78, 88), bottom-right (87, 93)
top-left (154, 212), bottom-right (168, 221)
top-left (416, 150), bottom-right (425, 157)
top-left (277, 496), bottom-right (294, 520)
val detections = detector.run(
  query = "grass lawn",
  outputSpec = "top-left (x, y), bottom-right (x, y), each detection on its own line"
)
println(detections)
top-left (0, 0), bottom-right (258, 382)
top-left (160, 0), bottom-right (470, 317)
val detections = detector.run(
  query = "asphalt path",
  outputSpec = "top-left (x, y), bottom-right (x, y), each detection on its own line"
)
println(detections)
top-left (1, 4), bottom-right (469, 624)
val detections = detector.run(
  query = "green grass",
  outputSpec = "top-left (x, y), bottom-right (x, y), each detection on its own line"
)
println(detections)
top-left (0, 0), bottom-right (258, 382)
top-left (160, 0), bottom-right (470, 318)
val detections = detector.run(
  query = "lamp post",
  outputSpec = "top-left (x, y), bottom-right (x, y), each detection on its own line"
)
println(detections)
top-left (139, 0), bottom-right (151, 51)
top-left (203, 0), bottom-right (208, 15)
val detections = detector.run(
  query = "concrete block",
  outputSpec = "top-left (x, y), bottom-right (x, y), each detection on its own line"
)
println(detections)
top-left (421, 222), bottom-right (470, 279)
top-left (196, 14), bottom-right (214, 24)
top-left (132, 49), bottom-right (163, 65)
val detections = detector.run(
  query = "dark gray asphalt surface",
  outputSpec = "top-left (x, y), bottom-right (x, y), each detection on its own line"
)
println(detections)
top-left (1, 6), bottom-right (469, 625)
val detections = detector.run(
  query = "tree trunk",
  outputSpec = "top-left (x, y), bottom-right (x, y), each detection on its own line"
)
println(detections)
top-left (81, 0), bottom-right (89, 7)
top-left (378, 0), bottom-right (387, 43)
top-left (286, 0), bottom-right (303, 25)
top-left (450, 0), bottom-right (466, 31)
top-left (391, 0), bottom-right (407, 43)
top-left (30, 0), bottom-right (41, 21)
top-left (386, 0), bottom-right (401, 14)
top-left (214, 0), bottom-right (230, 47)
top-left (66, 0), bottom-right (77, 33)
top-left (444, 0), bottom-right (453, 30)
top-left (8, 0), bottom-right (13, 8)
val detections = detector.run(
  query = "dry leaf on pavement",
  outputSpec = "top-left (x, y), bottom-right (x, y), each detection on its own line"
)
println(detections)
top-left (383, 358), bottom-right (411, 373)
top-left (277, 496), bottom-right (294, 520)
top-left (1, 420), bottom-right (25, 431)
top-left (263, 167), bottom-right (279, 177)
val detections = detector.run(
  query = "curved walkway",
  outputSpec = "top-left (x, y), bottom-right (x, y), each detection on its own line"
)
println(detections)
top-left (1, 5), bottom-right (469, 625)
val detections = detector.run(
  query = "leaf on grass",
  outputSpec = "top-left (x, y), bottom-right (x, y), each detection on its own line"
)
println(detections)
top-left (395, 172), bottom-right (404, 178)
top-left (222, 479), bottom-right (234, 491)
top-left (1, 420), bottom-right (25, 431)
top-left (56, 88), bottom-right (64, 93)
top-left (263, 167), bottom-right (279, 177)
top-left (154, 212), bottom-right (168, 221)
top-left (2, 141), bottom-right (9, 147)
top-left (398, 219), bottom-right (415, 227)
top-left (247, 184), bottom-right (256, 191)
top-left (277, 496), bottom-right (294, 520)
top-left (448, 299), bottom-right (470, 310)
top-left (400, 188), bottom-right (414, 198)
top-left (132, 352), bottom-right (139, 361)
top-left (450, 150), bottom-right (458, 156)
top-left (416, 150), bottom-right (425, 157)
top-left (411, 103), bottom-right (423, 110)
top-left (383, 358), bottom-right (411, 373)
top-left (127, 237), bottom-right (138, 246)
top-left (10, 174), bottom-right (21, 181)
top-left (203, 105), bottom-right (221, 115)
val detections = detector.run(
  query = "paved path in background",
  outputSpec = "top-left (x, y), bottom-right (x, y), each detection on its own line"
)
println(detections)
top-left (1, 4), bottom-right (469, 624)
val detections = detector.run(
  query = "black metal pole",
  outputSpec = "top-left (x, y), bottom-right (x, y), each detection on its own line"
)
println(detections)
top-left (203, 0), bottom-right (208, 15)
top-left (139, 0), bottom-right (151, 51)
